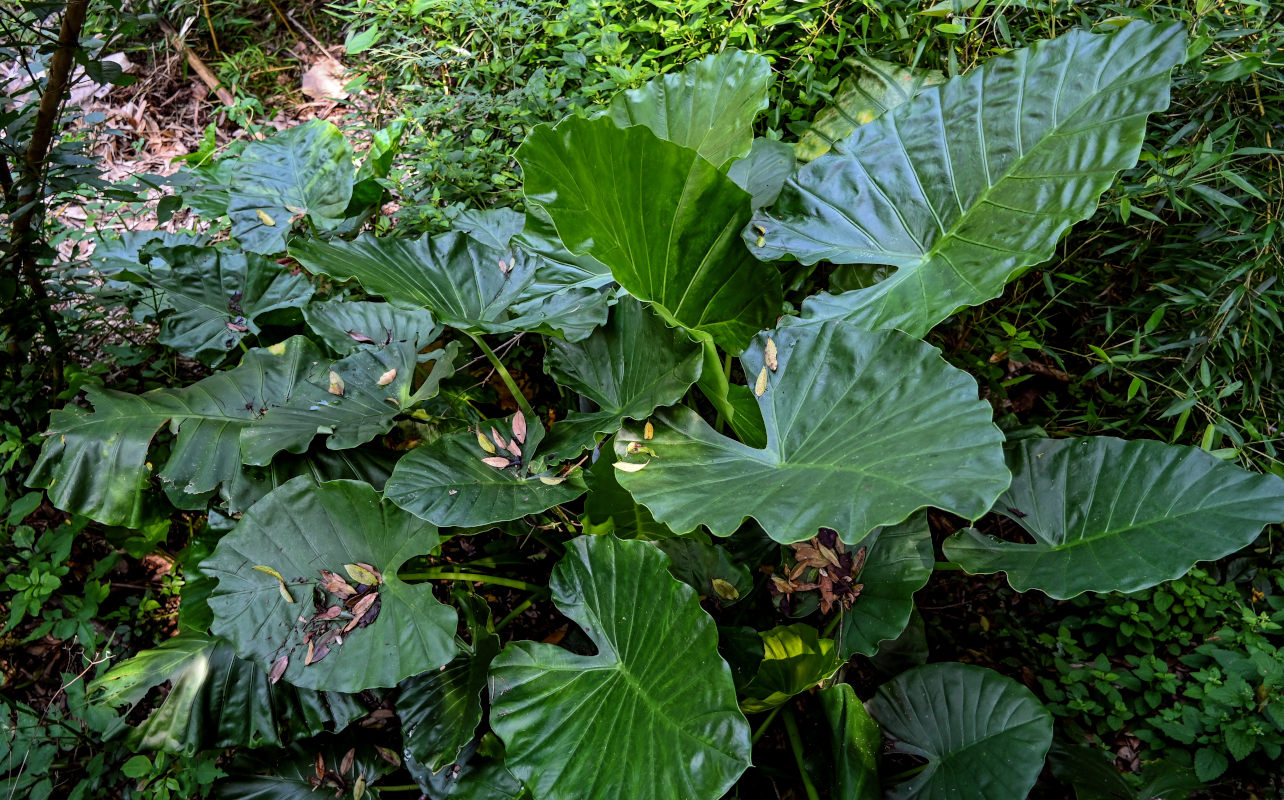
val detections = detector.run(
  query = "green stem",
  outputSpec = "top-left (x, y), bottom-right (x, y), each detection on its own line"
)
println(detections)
top-left (823, 612), bottom-right (842, 638)
top-left (783, 706), bottom-right (821, 800)
top-left (750, 706), bottom-right (782, 745)
top-left (495, 594), bottom-right (540, 631)
top-left (399, 569), bottom-right (543, 593)
top-left (934, 561), bottom-right (965, 571)
top-left (464, 330), bottom-right (537, 431)
top-left (887, 764), bottom-right (929, 782)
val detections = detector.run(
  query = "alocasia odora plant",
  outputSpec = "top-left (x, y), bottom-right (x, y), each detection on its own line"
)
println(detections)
top-left (35, 19), bottom-right (1284, 800)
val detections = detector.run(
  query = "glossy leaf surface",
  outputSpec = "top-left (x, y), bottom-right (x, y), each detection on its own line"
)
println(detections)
top-left (489, 535), bottom-right (751, 800)
top-left (385, 430), bottom-right (587, 527)
top-left (943, 437), bottom-right (1284, 598)
top-left (519, 116), bottom-right (782, 351)
top-left (605, 49), bottom-right (771, 168)
top-left (613, 320), bottom-right (1009, 544)
top-left (740, 623), bottom-right (842, 714)
top-left (753, 23), bottom-right (1186, 336)
top-left (227, 119), bottom-right (355, 254)
top-left (581, 450), bottom-right (688, 540)
top-left (302, 299), bottom-right (439, 356)
top-left (839, 514), bottom-right (934, 658)
top-left (820, 684), bottom-right (881, 800)
top-left (90, 633), bottom-right (365, 754)
top-left (543, 297), bottom-right (703, 460)
top-left (867, 663), bottom-right (1053, 800)
top-left (204, 478), bottom-right (458, 691)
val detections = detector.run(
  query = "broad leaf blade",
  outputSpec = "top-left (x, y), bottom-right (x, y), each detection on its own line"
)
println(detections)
top-left (543, 297), bottom-right (703, 460)
top-left (740, 623), bottom-right (841, 714)
top-left (581, 449), bottom-right (689, 540)
top-left (867, 663), bottom-right (1053, 800)
top-left (820, 684), bottom-right (881, 800)
top-left (489, 535), bottom-right (751, 800)
top-left (752, 22), bottom-right (1186, 336)
top-left (839, 514), bottom-right (934, 658)
top-left (519, 116), bottom-right (782, 351)
top-left (943, 437), bottom-right (1284, 599)
top-left (203, 478), bottom-right (458, 692)
top-left (302, 299), bottom-right (439, 356)
top-left (726, 137), bottom-right (796, 210)
top-left (90, 633), bottom-right (366, 755)
top-left (227, 119), bottom-right (355, 254)
top-left (613, 320), bottom-right (1009, 544)
top-left (384, 430), bottom-right (587, 527)
top-left (605, 49), bottom-right (772, 168)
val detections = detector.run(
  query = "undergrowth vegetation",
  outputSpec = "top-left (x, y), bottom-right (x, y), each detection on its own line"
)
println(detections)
top-left (2, 1), bottom-right (1282, 799)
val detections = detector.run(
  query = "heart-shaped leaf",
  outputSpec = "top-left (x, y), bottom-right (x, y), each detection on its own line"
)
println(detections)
top-left (867, 663), bottom-right (1053, 800)
top-left (519, 115), bottom-right (782, 352)
top-left (384, 430), bottom-right (587, 527)
top-left (90, 633), bottom-right (366, 755)
top-left (604, 49), bottom-right (772, 168)
top-left (291, 231), bottom-right (592, 339)
top-left (227, 119), bottom-right (355, 254)
top-left (489, 535), bottom-right (751, 800)
top-left (820, 683), bottom-right (881, 800)
top-left (942, 437), bottom-right (1284, 599)
top-left (740, 623), bottom-right (842, 714)
top-left (203, 478), bottom-right (458, 692)
top-left (612, 320), bottom-right (1009, 544)
top-left (752, 22), bottom-right (1186, 336)
top-left (839, 513), bottom-right (934, 658)
top-left (144, 245), bottom-right (313, 364)
top-left (542, 297), bottom-right (703, 460)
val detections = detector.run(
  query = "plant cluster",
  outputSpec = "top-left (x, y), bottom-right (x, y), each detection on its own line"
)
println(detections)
top-left (13, 15), bottom-right (1284, 799)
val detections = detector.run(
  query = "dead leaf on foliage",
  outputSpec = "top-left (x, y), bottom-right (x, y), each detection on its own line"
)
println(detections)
top-left (301, 60), bottom-right (350, 101)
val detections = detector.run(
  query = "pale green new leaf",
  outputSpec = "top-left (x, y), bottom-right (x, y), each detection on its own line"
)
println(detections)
top-left (519, 116), bottom-right (782, 352)
top-left (227, 119), bottom-right (355, 254)
top-left (613, 320), bottom-right (1009, 544)
top-left (489, 535), bottom-right (751, 800)
top-left (752, 22), bottom-right (1187, 336)
top-left (204, 478), bottom-right (458, 692)
top-left (605, 49), bottom-right (772, 168)
top-left (542, 297), bottom-right (703, 460)
top-left (740, 623), bottom-right (842, 714)
top-left (867, 663), bottom-right (1053, 800)
top-left (943, 437), bottom-right (1284, 599)
top-left (384, 429), bottom-right (587, 527)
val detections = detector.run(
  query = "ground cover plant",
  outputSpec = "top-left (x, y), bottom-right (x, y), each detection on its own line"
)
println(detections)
top-left (10, 11), bottom-right (1284, 799)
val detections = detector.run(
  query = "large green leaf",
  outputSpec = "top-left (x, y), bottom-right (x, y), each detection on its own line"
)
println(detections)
top-left (604, 49), bottom-right (771, 168)
top-left (867, 663), bottom-right (1053, 800)
top-left (795, 56), bottom-right (945, 162)
top-left (943, 437), bottom-right (1284, 599)
top-left (519, 115), bottom-right (782, 352)
top-left (203, 478), bottom-right (458, 692)
top-left (291, 231), bottom-right (593, 339)
top-left (384, 428), bottom-right (588, 527)
top-left (820, 684), bottom-right (881, 800)
top-left (238, 339), bottom-right (458, 465)
top-left (212, 736), bottom-right (395, 800)
top-left (581, 449), bottom-right (689, 540)
top-left (839, 514), bottom-right (934, 658)
top-left (542, 297), bottom-right (703, 460)
top-left (407, 737), bottom-right (528, 800)
top-left (227, 119), bottom-right (355, 254)
top-left (739, 623), bottom-right (842, 714)
top-left (612, 320), bottom-right (1009, 544)
top-left (28, 337), bottom-right (321, 527)
top-left (489, 535), bottom-right (751, 800)
top-left (726, 137), bottom-right (796, 210)
top-left (226, 444), bottom-right (397, 515)
top-left (145, 245), bottom-right (313, 365)
top-left (751, 22), bottom-right (1186, 336)
top-left (90, 633), bottom-right (365, 755)
top-left (398, 597), bottom-right (499, 773)
top-left (301, 298), bottom-right (439, 356)
top-left (657, 537), bottom-right (753, 604)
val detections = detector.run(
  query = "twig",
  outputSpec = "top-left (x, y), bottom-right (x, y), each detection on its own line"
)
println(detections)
top-left (157, 16), bottom-right (235, 108)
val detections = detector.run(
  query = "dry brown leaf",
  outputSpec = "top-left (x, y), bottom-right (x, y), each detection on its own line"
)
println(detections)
top-left (512, 410), bottom-right (527, 443)
top-left (765, 338), bottom-right (778, 371)
top-left (328, 370), bottom-right (345, 396)
top-left (481, 456), bottom-right (512, 469)
top-left (269, 655), bottom-right (289, 684)
top-left (376, 368), bottom-right (396, 386)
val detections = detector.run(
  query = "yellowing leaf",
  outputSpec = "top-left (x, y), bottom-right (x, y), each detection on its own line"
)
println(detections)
top-left (255, 209), bottom-right (276, 226)
top-left (267, 341), bottom-right (288, 355)
top-left (538, 475), bottom-right (566, 485)
top-left (344, 563), bottom-right (381, 586)
top-left (252, 565), bottom-right (285, 582)
top-left (754, 365), bottom-right (768, 397)
top-left (376, 368), bottom-right (397, 386)
top-left (328, 370), bottom-right (345, 396)
top-left (711, 578), bottom-right (740, 601)
top-left (279, 582), bottom-right (295, 603)
top-left (614, 460), bottom-right (650, 473)
top-left (644, 420), bottom-right (655, 440)
top-left (477, 431), bottom-right (497, 454)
